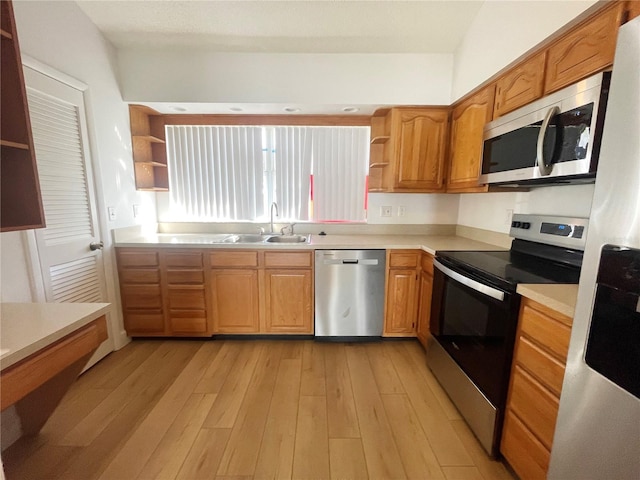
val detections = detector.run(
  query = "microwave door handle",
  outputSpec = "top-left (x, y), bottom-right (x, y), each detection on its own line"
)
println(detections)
top-left (433, 259), bottom-right (505, 301)
top-left (536, 106), bottom-right (560, 176)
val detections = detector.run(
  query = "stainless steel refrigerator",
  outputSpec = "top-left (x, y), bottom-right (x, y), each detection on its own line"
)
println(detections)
top-left (548, 15), bottom-right (640, 480)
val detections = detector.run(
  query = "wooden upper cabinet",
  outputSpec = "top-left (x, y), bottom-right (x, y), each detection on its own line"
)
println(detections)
top-left (1, 0), bottom-right (45, 232)
top-left (129, 105), bottom-right (169, 191)
top-left (494, 52), bottom-right (546, 118)
top-left (627, 0), bottom-right (640, 22)
top-left (544, 2), bottom-right (624, 94)
top-left (392, 108), bottom-right (449, 191)
top-left (369, 107), bottom-right (448, 193)
top-left (447, 85), bottom-right (495, 192)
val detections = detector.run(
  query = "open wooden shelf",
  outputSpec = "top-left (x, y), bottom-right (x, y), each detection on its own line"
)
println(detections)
top-left (0, 28), bottom-right (12, 39)
top-left (132, 134), bottom-right (165, 144)
top-left (134, 161), bottom-right (167, 168)
top-left (369, 162), bottom-right (390, 168)
top-left (0, 139), bottom-right (29, 149)
top-left (129, 105), bottom-right (169, 191)
top-left (370, 135), bottom-right (390, 144)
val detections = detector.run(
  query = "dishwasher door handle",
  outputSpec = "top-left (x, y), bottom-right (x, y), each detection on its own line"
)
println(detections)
top-left (322, 258), bottom-right (379, 266)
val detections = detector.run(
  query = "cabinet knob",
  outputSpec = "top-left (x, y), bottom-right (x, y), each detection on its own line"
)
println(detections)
top-left (89, 241), bottom-right (104, 251)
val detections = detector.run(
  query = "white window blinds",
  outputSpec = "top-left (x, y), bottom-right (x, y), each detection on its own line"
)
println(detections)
top-left (166, 126), bottom-right (265, 220)
top-left (165, 125), bottom-right (369, 222)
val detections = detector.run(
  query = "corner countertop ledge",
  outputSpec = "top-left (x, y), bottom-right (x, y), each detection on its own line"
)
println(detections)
top-left (1, 302), bottom-right (111, 370)
top-left (516, 284), bottom-right (579, 318)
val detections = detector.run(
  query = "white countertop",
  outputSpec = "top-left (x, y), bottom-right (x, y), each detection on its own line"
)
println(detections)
top-left (114, 233), bottom-right (507, 255)
top-left (516, 284), bottom-right (579, 318)
top-left (1, 303), bottom-right (111, 370)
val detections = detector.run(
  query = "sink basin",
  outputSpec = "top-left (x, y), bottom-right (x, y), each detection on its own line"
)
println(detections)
top-left (265, 235), bottom-right (308, 243)
top-left (225, 234), bottom-right (268, 243)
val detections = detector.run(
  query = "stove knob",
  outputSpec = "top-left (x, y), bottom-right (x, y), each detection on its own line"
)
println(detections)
top-left (522, 222), bottom-right (531, 229)
top-left (512, 221), bottom-right (521, 228)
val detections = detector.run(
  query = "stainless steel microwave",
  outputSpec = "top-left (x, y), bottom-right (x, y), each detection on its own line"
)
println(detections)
top-left (480, 72), bottom-right (611, 187)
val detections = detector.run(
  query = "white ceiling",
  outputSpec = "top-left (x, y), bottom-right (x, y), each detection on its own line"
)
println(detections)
top-left (75, 0), bottom-right (485, 53)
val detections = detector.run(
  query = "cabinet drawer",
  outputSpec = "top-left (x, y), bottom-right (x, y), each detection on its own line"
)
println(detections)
top-left (210, 251), bottom-right (258, 267)
top-left (118, 250), bottom-right (159, 267)
top-left (166, 269), bottom-right (204, 285)
top-left (517, 336), bottom-right (566, 396)
top-left (520, 303), bottom-right (572, 361)
top-left (168, 288), bottom-right (206, 310)
top-left (119, 269), bottom-right (160, 284)
top-left (264, 251), bottom-right (312, 268)
top-left (122, 285), bottom-right (162, 309)
top-left (509, 366), bottom-right (559, 450)
top-left (389, 251), bottom-right (420, 268)
top-left (501, 409), bottom-right (549, 480)
top-left (169, 312), bottom-right (208, 334)
top-left (421, 253), bottom-right (434, 275)
top-left (163, 252), bottom-right (203, 268)
top-left (123, 312), bottom-right (165, 333)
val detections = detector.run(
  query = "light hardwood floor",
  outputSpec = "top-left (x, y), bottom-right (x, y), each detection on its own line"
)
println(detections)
top-left (2, 339), bottom-right (515, 480)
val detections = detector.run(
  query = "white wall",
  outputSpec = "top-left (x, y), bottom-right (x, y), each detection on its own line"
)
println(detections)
top-left (2, 1), bottom-right (156, 346)
top-left (457, 185), bottom-right (596, 233)
top-left (452, 0), bottom-right (597, 101)
top-left (368, 193), bottom-right (460, 225)
top-left (118, 51), bottom-right (454, 105)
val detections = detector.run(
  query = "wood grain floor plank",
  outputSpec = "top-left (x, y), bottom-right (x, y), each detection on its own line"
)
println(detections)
top-left (367, 342), bottom-right (405, 394)
top-left (254, 358), bottom-right (302, 480)
top-left (137, 393), bottom-right (217, 480)
top-left (300, 341), bottom-right (326, 396)
top-left (442, 466), bottom-right (485, 480)
top-left (176, 428), bottom-right (231, 480)
top-left (194, 341), bottom-right (238, 394)
top-left (403, 342), bottom-right (462, 420)
top-left (100, 342), bottom-right (221, 480)
top-left (292, 395), bottom-right (330, 480)
top-left (280, 341), bottom-right (304, 360)
top-left (329, 438), bottom-right (369, 480)
top-left (58, 342), bottom-right (201, 480)
top-left (217, 343), bottom-right (283, 476)
top-left (203, 342), bottom-right (263, 428)
top-left (58, 341), bottom-right (194, 447)
top-left (385, 343), bottom-right (474, 467)
top-left (3, 444), bottom-right (79, 480)
top-left (451, 420), bottom-right (515, 480)
top-left (345, 345), bottom-right (407, 479)
top-left (324, 342), bottom-right (360, 439)
top-left (381, 394), bottom-right (445, 479)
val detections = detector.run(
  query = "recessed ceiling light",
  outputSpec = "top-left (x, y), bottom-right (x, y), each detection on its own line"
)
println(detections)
top-left (170, 106), bottom-right (187, 112)
top-left (229, 107), bottom-right (244, 112)
top-left (284, 107), bottom-right (300, 113)
top-left (342, 106), bottom-right (359, 113)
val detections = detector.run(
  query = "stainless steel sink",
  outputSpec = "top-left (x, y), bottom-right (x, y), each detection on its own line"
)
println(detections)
top-left (224, 234), bottom-right (268, 243)
top-left (265, 235), bottom-right (308, 243)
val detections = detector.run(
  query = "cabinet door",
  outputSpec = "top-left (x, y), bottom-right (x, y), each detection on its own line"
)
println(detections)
top-left (393, 108), bottom-right (449, 191)
top-left (447, 85), bottom-right (495, 192)
top-left (416, 270), bottom-right (433, 349)
top-left (264, 269), bottom-right (313, 333)
top-left (384, 269), bottom-right (418, 336)
top-left (544, 3), bottom-right (623, 94)
top-left (211, 269), bottom-right (259, 333)
top-left (494, 52), bottom-right (546, 118)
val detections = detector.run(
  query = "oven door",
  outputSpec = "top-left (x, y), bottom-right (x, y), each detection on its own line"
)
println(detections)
top-left (430, 258), bottom-right (520, 407)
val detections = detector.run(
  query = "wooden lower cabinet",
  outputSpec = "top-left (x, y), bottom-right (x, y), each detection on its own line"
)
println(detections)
top-left (501, 297), bottom-right (573, 479)
top-left (264, 269), bottom-right (313, 333)
top-left (416, 253), bottom-right (434, 349)
top-left (210, 269), bottom-right (260, 334)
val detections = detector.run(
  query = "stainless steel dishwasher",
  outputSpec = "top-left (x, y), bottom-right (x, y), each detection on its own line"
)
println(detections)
top-left (314, 250), bottom-right (386, 338)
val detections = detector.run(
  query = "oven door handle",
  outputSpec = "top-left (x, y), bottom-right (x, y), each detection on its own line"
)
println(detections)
top-left (433, 259), bottom-right (506, 301)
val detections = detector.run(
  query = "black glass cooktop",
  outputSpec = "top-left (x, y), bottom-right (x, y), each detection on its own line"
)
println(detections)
top-left (436, 241), bottom-right (583, 291)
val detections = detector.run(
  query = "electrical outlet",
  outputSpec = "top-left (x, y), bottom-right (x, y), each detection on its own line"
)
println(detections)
top-left (398, 206), bottom-right (406, 217)
top-left (133, 204), bottom-right (141, 218)
top-left (506, 208), bottom-right (514, 227)
top-left (380, 206), bottom-right (392, 217)
top-left (108, 207), bottom-right (116, 221)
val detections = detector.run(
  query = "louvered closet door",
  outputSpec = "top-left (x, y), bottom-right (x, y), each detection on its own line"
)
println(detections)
top-left (23, 66), bottom-right (107, 305)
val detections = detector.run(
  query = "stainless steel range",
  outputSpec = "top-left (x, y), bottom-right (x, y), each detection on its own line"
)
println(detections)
top-left (427, 214), bottom-right (587, 456)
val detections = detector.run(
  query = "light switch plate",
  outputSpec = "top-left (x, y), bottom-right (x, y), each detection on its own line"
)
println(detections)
top-left (380, 206), bottom-right (392, 217)
top-left (108, 207), bottom-right (116, 221)
top-left (133, 204), bottom-right (140, 218)
top-left (398, 206), bottom-right (406, 217)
